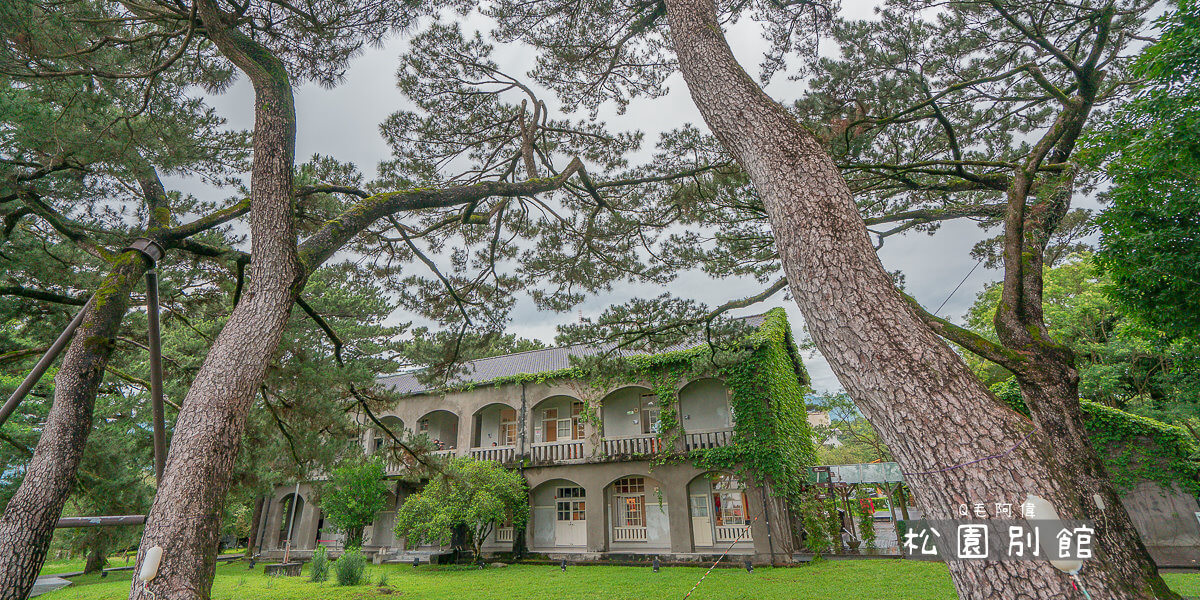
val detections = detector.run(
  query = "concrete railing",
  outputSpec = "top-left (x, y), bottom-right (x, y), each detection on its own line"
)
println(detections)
top-left (496, 527), bottom-right (514, 543)
top-left (602, 435), bottom-right (662, 456)
top-left (531, 440), bottom-right (585, 463)
top-left (469, 446), bottom-right (515, 463)
top-left (715, 524), bottom-right (751, 542)
top-left (683, 428), bottom-right (734, 451)
top-left (612, 527), bottom-right (648, 542)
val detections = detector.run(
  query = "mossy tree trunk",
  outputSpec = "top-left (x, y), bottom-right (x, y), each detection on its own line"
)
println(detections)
top-left (0, 252), bottom-right (150, 600)
top-left (661, 0), bottom-right (1176, 597)
top-left (128, 2), bottom-right (302, 598)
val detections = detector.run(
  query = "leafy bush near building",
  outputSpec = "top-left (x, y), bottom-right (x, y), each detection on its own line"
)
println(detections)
top-left (319, 457), bottom-right (390, 549)
top-left (394, 457), bottom-right (528, 561)
top-left (310, 545), bottom-right (330, 583)
top-left (334, 547), bottom-right (367, 586)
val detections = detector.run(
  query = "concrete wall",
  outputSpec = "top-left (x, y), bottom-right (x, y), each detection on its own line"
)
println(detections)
top-left (1120, 482), bottom-right (1200, 566)
top-left (601, 386), bottom-right (652, 438)
top-left (474, 403), bottom-right (513, 447)
top-left (678, 378), bottom-right (732, 432)
top-left (417, 410), bottom-right (459, 448)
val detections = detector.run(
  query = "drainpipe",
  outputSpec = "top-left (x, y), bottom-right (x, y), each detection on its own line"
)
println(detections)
top-left (762, 485), bottom-right (776, 565)
top-left (518, 382), bottom-right (528, 458)
top-left (515, 382), bottom-right (528, 557)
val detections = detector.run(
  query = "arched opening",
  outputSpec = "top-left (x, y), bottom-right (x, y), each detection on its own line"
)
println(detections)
top-left (372, 415), bottom-right (405, 454)
top-left (686, 472), bottom-right (753, 549)
top-left (600, 386), bottom-right (660, 455)
top-left (276, 493), bottom-right (305, 548)
top-left (471, 402), bottom-right (519, 448)
top-left (368, 486), bottom-right (399, 549)
top-left (531, 395), bottom-right (584, 443)
top-left (416, 410), bottom-right (459, 451)
top-left (529, 478), bottom-right (587, 550)
top-left (679, 378), bottom-right (734, 449)
top-left (605, 474), bottom-right (668, 549)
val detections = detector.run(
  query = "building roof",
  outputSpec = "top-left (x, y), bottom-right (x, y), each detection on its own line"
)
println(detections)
top-left (376, 312), bottom-right (768, 396)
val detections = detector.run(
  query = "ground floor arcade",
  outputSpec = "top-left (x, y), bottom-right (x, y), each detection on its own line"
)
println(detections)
top-left (255, 461), bottom-right (795, 563)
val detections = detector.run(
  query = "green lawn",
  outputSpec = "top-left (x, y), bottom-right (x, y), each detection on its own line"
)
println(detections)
top-left (39, 550), bottom-right (243, 577)
top-left (39, 559), bottom-right (1200, 599)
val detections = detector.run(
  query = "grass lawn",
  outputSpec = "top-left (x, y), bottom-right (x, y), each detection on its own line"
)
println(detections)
top-left (37, 559), bottom-right (1200, 600)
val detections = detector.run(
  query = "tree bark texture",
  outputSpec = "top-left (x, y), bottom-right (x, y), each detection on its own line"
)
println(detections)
top-left (661, 0), bottom-right (1175, 597)
top-left (0, 252), bottom-right (149, 600)
top-left (129, 4), bottom-right (301, 599)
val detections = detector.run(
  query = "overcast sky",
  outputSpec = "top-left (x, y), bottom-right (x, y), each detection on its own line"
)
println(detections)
top-left (166, 8), bottom-right (1067, 393)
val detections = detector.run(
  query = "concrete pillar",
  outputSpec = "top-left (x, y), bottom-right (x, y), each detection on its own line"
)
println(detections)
top-left (455, 412), bottom-right (471, 455)
top-left (582, 402), bottom-right (602, 459)
top-left (296, 492), bottom-right (319, 550)
top-left (264, 497), bottom-right (284, 550)
top-left (665, 479), bottom-right (693, 553)
top-left (585, 482), bottom-right (608, 553)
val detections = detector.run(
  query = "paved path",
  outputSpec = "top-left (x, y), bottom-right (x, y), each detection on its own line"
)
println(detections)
top-left (30, 576), bottom-right (71, 597)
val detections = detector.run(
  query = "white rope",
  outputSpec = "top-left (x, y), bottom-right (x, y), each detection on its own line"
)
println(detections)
top-left (682, 511), bottom-right (761, 599)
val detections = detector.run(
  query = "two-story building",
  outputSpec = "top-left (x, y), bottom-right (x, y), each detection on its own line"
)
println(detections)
top-left (253, 309), bottom-right (818, 564)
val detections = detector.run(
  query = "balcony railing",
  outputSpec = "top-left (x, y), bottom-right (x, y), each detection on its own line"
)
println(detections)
top-left (683, 428), bottom-right (734, 451)
top-left (496, 527), bottom-right (514, 543)
top-left (612, 526), bottom-right (648, 542)
top-left (532, 440), bottom-right (585, 463)
top-left (469, 446), bottom-right (515, 463)
top-left (602, 435), bottom-right (662, 456)
top-left (715, 524), bottom-right (751, 543)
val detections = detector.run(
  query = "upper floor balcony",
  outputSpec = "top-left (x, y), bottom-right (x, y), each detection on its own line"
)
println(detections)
top-left (363, 377), bottom-right (738, 471)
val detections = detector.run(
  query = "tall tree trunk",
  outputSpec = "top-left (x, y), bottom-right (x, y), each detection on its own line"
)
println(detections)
top-left (661, 0), bottom-right (1176, 597)
top-left (0, 251), bottom-right (149, 600)
top-left (83, 541), bottom-right (109, 575)
top-left (129, 3), bottom-right (301, 598)
top-left (245, 496), bottom-right (265, 557)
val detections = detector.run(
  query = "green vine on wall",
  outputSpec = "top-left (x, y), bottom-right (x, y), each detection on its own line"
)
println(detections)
top-left (405, 309), bottom-right (819, 510)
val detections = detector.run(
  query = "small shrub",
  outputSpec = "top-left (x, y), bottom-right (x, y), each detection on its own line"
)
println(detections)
top-left (310, 545), bottom-right (330, 583)
top-left (335, 548), bottom-right (367, 586)
top-left (378, 571), bottom-right (389, 587)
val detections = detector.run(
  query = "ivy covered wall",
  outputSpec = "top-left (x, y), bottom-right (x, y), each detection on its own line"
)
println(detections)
top-left (690, 308), bottom-right (818, 502)
top-left (440, 308), bottom-right (818, 498)
top-left (991, 378), bottom-right (1199, 494)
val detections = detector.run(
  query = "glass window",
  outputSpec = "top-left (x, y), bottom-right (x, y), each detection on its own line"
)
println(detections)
top-left (499, 408), bottom-right (517, 446)
top-left (639, 394), bottom-right (660, 435)
top-left (571, 402), bottom-right (585, 439)
top-left (619, 496), bottom-right (645, 527)
top-left (555, 487), bottom-right (585, 521)
top-left (555, 487), bottom-right (585, 499)
top-left (542, 408), bottom-right (559, 443)
top-left (614, 477), bottom-right (644, 494)
top-left (710, 475), bottom-right (749, 526)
